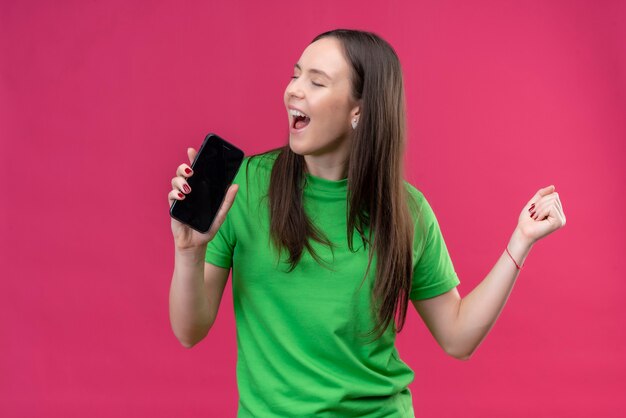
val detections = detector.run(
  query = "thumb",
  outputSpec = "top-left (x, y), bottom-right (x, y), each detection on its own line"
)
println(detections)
top-left (187, 147), bottom-right (197, 165)
top-left (527, 184), bottom-right (556, 206)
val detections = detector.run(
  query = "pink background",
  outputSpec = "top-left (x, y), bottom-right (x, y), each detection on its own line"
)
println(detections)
top-left (1, 0), bottom-right (625, 416)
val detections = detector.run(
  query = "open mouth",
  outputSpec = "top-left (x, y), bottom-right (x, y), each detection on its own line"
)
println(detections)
top-left (289, 109), bottom-right (311, 130)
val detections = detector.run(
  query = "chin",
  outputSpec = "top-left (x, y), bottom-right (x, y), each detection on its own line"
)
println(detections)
top-left (288, 129), bottom-right (346, 157)
top-left (288, 135), bottom-right (310, 156)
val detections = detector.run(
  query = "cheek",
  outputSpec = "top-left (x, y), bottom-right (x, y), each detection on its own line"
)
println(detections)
top-left (316, 95), bottom-right (351, 123)
top-left (325, 101), bottom-right (352, 130)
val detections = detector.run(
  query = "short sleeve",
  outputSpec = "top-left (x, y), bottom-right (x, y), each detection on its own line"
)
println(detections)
top-left (409, 191), bottom-right (460, 300)
top-left (204, 157), bottom-right (249, 269)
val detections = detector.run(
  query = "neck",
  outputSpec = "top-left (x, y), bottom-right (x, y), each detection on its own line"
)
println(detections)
top-left (304, 155), bottom-right (348, 180)
top-left (302, 136), bottom-right (352, 180)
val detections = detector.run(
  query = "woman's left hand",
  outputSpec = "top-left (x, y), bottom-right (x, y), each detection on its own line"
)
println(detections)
top-left (516, 185), bottom-right (567, 246)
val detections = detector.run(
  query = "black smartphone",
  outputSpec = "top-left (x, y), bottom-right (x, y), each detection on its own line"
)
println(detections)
top-left (170, 133), bottom-right (245, 233)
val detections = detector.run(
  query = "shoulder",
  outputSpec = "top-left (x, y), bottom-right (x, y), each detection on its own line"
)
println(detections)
top-left (237, 149), bottom-right (280, 178)
top-left (233, 149), bottom-right (280, 183)
top-left (402, 181), bottom-right (445, 240)
top-left (230, 149), bottom-right (282, 203)
top-left (403, 180), bottom-right (428, 216)
top-left (403, 180), bottom-right (425, 200)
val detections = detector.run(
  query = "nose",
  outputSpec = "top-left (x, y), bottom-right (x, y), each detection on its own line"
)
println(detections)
top-left (285, 77), bottom-right (305, 100)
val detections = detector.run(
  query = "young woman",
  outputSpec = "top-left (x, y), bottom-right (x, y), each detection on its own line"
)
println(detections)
top-left (167, 29), bottom-right (566, 417)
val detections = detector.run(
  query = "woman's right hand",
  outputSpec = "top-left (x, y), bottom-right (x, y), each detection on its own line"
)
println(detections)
top-left (168, 147), bottom-right (239, 250)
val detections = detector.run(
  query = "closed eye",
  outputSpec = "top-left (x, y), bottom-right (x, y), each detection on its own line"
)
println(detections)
top-left (290, 75), bottom-right (324, 87)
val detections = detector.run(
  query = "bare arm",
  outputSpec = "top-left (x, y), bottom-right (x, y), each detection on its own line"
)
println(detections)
top-left (169, 248), bottom-right (230, 348)
top-left (167, 147), bottom-right (239, 349)
top-left (413, 186), bottom-right (566, 360)
top-left (413, 229), bottom-right (530, 360)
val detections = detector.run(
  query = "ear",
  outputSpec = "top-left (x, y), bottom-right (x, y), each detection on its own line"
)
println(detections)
top-left (350, 102), bottom-right (361, 120)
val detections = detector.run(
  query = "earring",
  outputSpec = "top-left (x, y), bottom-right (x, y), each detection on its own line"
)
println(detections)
top-left (351, 118), bottom-right (358, 129)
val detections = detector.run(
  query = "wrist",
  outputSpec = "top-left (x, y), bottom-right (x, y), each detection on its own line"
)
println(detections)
top-left (511, 227), bottom-right (535, 249)
top-left (175, 244), bottom-right (207, 261)
top-left (507, 228), bottom-right (533, 268)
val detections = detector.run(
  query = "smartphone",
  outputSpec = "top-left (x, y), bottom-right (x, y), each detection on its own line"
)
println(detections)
top-left (170, 133), bottom-right (245, 233)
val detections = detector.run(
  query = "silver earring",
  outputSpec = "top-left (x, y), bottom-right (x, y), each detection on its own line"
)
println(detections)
top-left (351, 118), bottom-right (358, 129)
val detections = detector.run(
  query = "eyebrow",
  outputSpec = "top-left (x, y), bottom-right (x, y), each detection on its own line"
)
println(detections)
top-left (294, 63), bottom-right (332, 80)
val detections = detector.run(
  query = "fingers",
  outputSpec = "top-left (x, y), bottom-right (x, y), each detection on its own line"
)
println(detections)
top-left (168, 175), bottom-right (190, 206)
top-left (224, 183), bottom-right (239, 206)
top-left (168, 188), bottom-right (186, 206)
top-left (176, 163), bottom-right (194, 178)
top-left (528, 193), bottom-right (552, 220)
top-left (528, 192), bottom-right (563, 222)
top-left (527, 185), bottom-right (556, 207)
top-left (526, 185), bottom-right (559, 209)
top-left (538, 184), bottom-right (556, 197)
top-left (519, 186), bottom-right (566, 242)
top-left (218, 184), bottom-right (239, 219)
top-left (171, 175), bottom-right (192, 195)
top-left (187, 147), bottom-right (197, 165)
top-left (167, 150), bottom-right (196, 207)
top-left (533, 201), bottom-right (566, 227)
top-left (209, 184), bottom-right (239, 233)
top-left (529, 202), bottom-right (549, 221)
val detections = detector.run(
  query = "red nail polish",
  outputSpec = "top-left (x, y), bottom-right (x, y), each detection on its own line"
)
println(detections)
top-left (178, 193), bottom-right (184, 198)
top-left (183, 184), bottom-right (190, 193)
top-left (185, 168), bottom-right (192, 174)
top-left (530, 211), bottom-right (535, 217)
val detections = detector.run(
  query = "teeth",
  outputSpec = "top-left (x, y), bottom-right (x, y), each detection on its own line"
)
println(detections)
top-left (289, 109), bottom-right (309, 118)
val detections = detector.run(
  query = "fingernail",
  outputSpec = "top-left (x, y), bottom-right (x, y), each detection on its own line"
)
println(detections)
top-left (185, 168), bottom-right (192, 174)
top-left (183, 184), bottom-right (190, 193)
top-left (178, 193), bottom-right (184, 198)
top-left (530, 211), bottom-right (535, 217)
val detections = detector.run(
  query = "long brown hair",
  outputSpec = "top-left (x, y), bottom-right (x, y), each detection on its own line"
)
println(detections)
top-left (252, 29), bottom-right (417, 343)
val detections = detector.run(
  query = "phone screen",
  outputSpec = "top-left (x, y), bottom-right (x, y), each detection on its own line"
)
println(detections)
top-left (170, 133), bottom-right (244, 233)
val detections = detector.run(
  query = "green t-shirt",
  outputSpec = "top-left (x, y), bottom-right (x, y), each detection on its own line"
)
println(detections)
top-left (205, 152), bottom-right (460, 417)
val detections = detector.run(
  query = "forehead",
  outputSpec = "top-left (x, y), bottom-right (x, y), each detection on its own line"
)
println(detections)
top-left (297, 37), bottom-right (350, 78)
